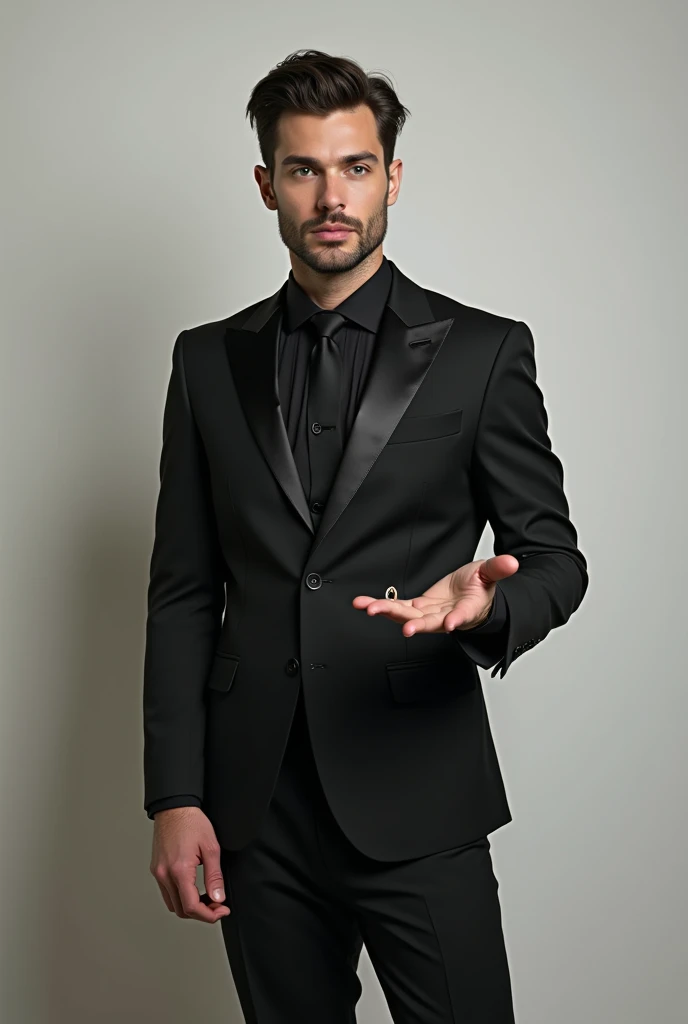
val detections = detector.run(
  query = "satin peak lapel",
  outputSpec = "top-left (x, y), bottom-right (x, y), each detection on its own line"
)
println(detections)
top-left (311, 261), bottom-right (454, 555)
top-left (224, 283), bottom-right (314, 533)
top-left (223, 261), bottom-right (454, 552)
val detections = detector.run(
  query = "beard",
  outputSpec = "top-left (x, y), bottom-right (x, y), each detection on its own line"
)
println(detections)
top-left (276, 190), bottom-right (389, 274)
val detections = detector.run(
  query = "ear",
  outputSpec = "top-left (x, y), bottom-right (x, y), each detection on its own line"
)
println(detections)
top-left (254, 165), bottom-right (277, 210)
top-left (387, 158), bottom-right (403, 206)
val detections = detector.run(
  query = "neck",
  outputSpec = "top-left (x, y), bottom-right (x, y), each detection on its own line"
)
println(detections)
top-left (290, 249), bottom-right (384, 309)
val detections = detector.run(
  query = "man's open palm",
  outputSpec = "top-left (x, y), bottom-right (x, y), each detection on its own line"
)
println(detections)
top-left (352, 554), bottom-right (519, 636)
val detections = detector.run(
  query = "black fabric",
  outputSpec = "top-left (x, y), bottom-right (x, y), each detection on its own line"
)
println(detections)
top-left (218, 687), bottom-right (515, 1023)
top-left (142, 256), bottom-right (586, 1024)
top-left (146, 258), bottom-right (510, 821)
top-left (141, 258), bottom-right (590, 1019)
top-left (278, 255), bottom-right (508, 649)
top-left (278, 258), bottom-right (392, 501)
top-left (305, 311), bottom-right (348, 519)
top-left (279, 258), bottom-right (508, 651)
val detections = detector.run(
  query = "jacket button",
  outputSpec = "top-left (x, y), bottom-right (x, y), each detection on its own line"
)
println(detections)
top-left (306, 572), bottom-right (322, 590)
top-left (285, 658), bottom-right (300, 676)
top-left (311, 500), bottom-right (325, 514)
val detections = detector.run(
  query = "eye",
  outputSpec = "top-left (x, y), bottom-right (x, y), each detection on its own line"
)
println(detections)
top-left (293, 167), bottom-right (314, 177)
top-left (349, 165), bottom-right (369, 175)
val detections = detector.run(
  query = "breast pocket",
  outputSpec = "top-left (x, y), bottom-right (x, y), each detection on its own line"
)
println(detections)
top-left (386, 408), bottom-right (463, 445)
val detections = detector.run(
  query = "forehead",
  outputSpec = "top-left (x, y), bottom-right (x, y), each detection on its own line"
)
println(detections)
top-left (274, 104), bottom-right (381, 160)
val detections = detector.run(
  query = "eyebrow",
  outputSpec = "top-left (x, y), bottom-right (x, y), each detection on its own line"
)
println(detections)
top-left (281, 151), bottom-right (380, 169)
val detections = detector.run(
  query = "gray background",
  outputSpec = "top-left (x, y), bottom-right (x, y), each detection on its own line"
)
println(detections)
top-left (2, 1), bottom-right (685, 1021)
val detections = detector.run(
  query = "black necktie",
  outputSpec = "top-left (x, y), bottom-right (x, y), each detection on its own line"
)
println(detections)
top-left (306, 310), bottom-right (348, 520)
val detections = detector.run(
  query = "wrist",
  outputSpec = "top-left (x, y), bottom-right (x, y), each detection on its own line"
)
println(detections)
top-left (463, 594), bottom-right (495, 630)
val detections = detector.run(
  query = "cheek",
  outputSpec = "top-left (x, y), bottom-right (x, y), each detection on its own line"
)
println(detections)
top-left (275, 201), bottom-right (302, 233)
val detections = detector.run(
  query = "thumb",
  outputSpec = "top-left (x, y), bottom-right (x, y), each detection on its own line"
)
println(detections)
top-left (202, 848), bottom-right (226, 903)
top-left (477, 554), bottom-right (519, 586)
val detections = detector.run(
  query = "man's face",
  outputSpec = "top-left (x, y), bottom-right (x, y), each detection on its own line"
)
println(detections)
top-left (256, 103), bottom-right (402, 274)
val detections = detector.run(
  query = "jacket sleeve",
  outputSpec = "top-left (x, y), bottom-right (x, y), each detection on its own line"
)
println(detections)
top-left (142, 330), bottom-right (226, 815)
top-left (452, 319), bottom-right (588, 679)
top-left (146, 794), bottom-right (203, 819)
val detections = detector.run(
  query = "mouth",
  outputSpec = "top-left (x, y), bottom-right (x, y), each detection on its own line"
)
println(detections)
top-left (311, 226), bottom-right (354, 241)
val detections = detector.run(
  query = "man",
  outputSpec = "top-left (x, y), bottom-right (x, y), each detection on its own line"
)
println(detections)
top-left (144, 49), bottom-right (588, 1023)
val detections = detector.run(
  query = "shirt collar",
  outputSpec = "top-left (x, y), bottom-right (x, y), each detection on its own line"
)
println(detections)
top-left (283, 255), bottom-right (392, 335)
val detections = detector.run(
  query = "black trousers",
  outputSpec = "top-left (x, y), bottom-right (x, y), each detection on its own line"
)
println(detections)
top-left (219, 686), bottom-right (515, 1023)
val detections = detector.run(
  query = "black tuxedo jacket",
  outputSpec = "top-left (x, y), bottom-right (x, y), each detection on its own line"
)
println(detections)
top-left (143, 259), bottom-right (588, 861)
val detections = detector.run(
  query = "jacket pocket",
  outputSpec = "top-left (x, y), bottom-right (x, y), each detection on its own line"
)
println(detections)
top-left (386, 655), bottom-right (476, 704)
top-left (206, 652), bottom-right (240, 692)
top-left (386, 408), bottom-right (463, 444)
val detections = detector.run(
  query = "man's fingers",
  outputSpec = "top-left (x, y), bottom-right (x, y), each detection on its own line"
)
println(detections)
top-left (151, 859), bottom-right (188, 916)
top-left (160, 876), bottom-right (188, 917)
top-left (199, 892), bottom-right (230, 910)
top-left (175, 871), bottom-right (223, 924)
top-left (476, 554), bottom-right (519, 585)
top-left (354, 594), bottom-right (454, 634)
top-left (155, 879), bottom-right (176, 914)
top-left (202, 842), bottom-right (230, 914)
top-left (353, 595), bottom-right (424, 622)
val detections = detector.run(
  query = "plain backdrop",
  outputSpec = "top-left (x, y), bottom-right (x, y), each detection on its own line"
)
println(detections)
top-left (1, 1), bottom-right (685, 1021)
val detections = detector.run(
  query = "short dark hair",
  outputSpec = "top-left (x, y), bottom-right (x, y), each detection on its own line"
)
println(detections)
top-left (245, 49), bottom-right (410, 180)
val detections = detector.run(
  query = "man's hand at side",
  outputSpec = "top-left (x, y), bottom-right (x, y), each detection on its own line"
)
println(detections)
top-left (150, 806), bottom-right (230, 923)
top-left (352, 554), bottom-right (519, 635)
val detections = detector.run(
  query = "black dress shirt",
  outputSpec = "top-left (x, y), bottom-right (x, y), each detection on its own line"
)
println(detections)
top-left (147, 256), bottom-right (509, 819)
